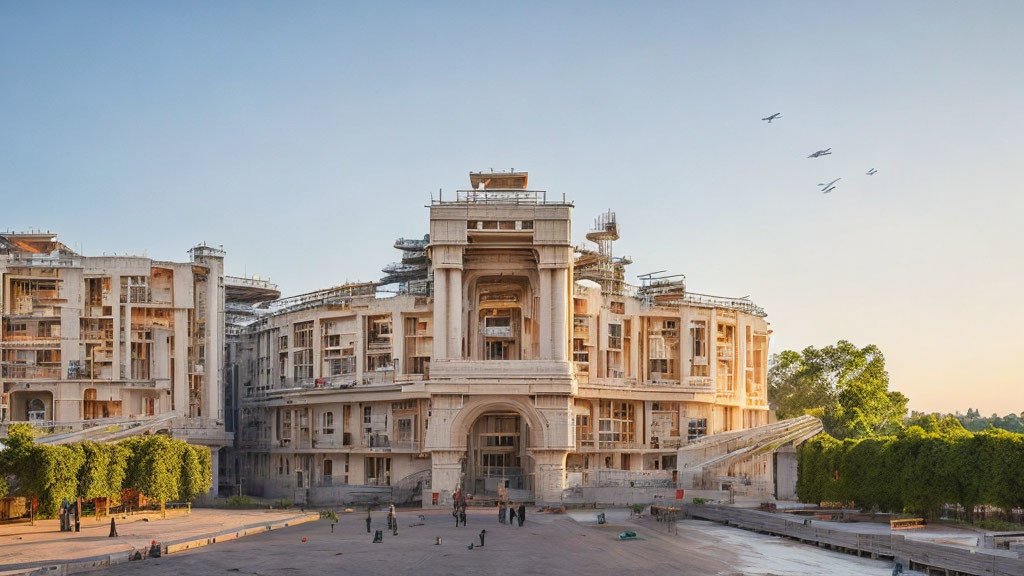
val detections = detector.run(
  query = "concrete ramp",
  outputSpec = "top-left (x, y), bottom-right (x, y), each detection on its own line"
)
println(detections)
top-left (677, 415), bottom-right (823, 493)
top-left (34, 413), bottom-right (179, 445)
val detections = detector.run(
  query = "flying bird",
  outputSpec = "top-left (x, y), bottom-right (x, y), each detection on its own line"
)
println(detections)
top-left (818, 178), bottom-right (841, 189)
top-left (866, 168), bottom-right (878, 175)
top-left (807, 148), bottom-right (832, 158)
top-left (761, 113), bottom-right (782, 123)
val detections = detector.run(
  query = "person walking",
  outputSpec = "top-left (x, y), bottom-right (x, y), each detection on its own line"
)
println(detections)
top-left (459, 503), bottom-right (467, 527)
top-left (509, 503), bottom-right (517, 527)
top-left (498, 501), bottom-right (506, 524)
top-left (366, 507), bottom-right (372, 533)
top-left (517, 503), bottom-right (526, 527)
top-left (390, 503), bottom-right (398, 536)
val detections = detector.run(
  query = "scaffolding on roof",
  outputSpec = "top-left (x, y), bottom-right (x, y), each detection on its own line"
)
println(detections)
top-left (381, 234), bottom-right (430, 290)
top-left (574, 210), bottom-right (632, 295)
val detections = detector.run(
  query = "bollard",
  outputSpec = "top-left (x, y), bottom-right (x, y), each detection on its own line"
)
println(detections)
top-left (479, 530), bottom-right (486, 547)
top-left (109, 517), bottom-right (118, 538)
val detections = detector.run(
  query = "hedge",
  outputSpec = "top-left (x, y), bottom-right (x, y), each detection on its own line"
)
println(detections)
top-left (797, 427), bottom-right (1024, 520)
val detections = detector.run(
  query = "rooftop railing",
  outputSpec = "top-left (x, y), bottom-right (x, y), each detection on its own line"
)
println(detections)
top-left (432, 189), bottom-right (569, 205)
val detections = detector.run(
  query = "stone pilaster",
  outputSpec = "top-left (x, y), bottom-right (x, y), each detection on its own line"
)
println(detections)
top-left (532, 449), bottom-right (568, 504)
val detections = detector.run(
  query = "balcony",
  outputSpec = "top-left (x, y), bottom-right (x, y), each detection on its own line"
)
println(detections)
top-left (1, 364), bottom-right (61, 379)
top-left (0, 336), bottom-right (60, 348)
top-left (361, 432), bottom-right (391, 450)
top-left (576, 432), bottom-right (595, 449)
top-left (595, 440), bottom-right (641, 450)
top-left (681, 376), bottom-right (715, 393)
top-left (428, 359), bottom-right (573, 386)
top-left (312, 436), bottom-right (348, 449)
top-left (481, 326), bottom-right (513, 338)
top-left (389, 440), bottom-right (421, 451)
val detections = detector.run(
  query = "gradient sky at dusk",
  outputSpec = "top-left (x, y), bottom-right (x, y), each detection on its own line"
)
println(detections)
top-left (2, 1), bottom-right (1021, 415)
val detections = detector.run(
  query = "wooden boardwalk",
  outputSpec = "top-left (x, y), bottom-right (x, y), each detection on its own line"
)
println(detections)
top-left (683, 504), bottom-right (1024, 576)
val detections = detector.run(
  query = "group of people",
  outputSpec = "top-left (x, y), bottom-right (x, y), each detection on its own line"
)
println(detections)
top-left (498, 501), bottom-right (526, 527)
top-left (58, 499), bottom-right (79, 532)
top-left (366, 503), bottom-right (400, 536)
top-left (452, 488), bottom-right (468, 527)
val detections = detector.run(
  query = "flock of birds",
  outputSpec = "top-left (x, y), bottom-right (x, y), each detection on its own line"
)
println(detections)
top-left (760, 112), bottom-right (877, 194)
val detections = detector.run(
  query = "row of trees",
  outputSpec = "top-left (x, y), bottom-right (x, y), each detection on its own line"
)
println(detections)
top-left (957, 409), bottom-right (1024, 434)
top-left (0, 424), bottom-right (212, 519)
top-left (770, 340), bottom-right (1024, 520)
top-left (796, 424), bottom-right (1024, 519)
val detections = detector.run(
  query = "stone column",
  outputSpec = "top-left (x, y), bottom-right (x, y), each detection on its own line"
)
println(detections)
top-left (551, 268), bottom-right (568, 362)
top-left (539, 269), bottom-right (552, 360)
top-left (312, 318), bottom-right (321, 380)
top-left (532, 449), bottom-right (568, 505)
top-left (709, 308), bottom-right (718, 391)
top-left (680, 308), bottom-right (692, 380)
top-left (448, 267), bottom-right (462, 359)
top-left (173, 310), bottom-right (189, 414)
top-left (736, 318), bottom-right (748, 421)
top-left (432, 269), bottom-right (447, 360)
top-left (429, 449), bottom-right (464, 508)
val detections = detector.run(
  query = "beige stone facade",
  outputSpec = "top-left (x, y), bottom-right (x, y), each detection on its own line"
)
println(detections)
top-left (0, 233), bottom-right (235, 491)
top-left (230, 172), bottom-right (772, 506)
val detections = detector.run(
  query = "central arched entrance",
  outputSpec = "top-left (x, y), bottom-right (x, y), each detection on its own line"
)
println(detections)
top-left (465, 411), bottom-right (534, 496)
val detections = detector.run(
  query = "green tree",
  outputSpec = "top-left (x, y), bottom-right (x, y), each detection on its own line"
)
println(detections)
top-left (178, 445), bottom-right (212, 502)
top-left (77, 442), bottom-right (130, 514)
top-left (769, 341), bottom-right (907, 439)
top-left (24, 444), bottom-right (86, 518)
top-left (78, 442), bottom-right (111, 502)
top-left (124, 435), bottom-right (185, 516)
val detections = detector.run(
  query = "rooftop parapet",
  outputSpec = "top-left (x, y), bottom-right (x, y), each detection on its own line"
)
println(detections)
top-left (259, 281), bottom-right (378, 314)
top-left (433, 189), bottom-right (570, 206)
top-left (225, 275), bottom-right (282, 304)
top-left (189, 243), bottom-right (226, 260)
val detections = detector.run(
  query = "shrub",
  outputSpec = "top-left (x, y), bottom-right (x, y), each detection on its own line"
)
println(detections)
top-left (227, 495), bottom-right (253, 508)
top-left (798, 429), bottom-right (1024, 519)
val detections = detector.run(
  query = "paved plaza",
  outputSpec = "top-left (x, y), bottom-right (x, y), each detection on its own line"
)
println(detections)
top-left (0, 508), bottom-right (313, 574)
top-left (78, 508), bottom-right (904, 576)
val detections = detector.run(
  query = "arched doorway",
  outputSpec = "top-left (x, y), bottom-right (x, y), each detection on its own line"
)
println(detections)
top-left (27, 398), bottom-right (46, 421)
top-left (465, 411), bottom-right (534, 496)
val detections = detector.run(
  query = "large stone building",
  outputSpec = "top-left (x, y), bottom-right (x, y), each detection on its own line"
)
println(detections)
top-left (1, 171), bottom-right (782, 505)
top-left (228, 172), bottom-right (773, 506)
top-left (0, 232), bottom-right (249, 490)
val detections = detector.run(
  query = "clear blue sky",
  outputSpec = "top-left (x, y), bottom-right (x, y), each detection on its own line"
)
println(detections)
top-left (2, 1), bottom-right (1021, 415)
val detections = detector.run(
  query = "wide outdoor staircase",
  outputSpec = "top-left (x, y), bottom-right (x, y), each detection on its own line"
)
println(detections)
top-left (677, 414), bottom-right (823, 489)
top-left (391, 469), bottom-right (431, 506)
top-left (466, 488), bottom-right (534, 507)
top-left (22, 413), bottom-right (179, 445)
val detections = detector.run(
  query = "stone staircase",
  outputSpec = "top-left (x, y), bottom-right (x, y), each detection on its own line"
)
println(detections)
top-left (466, 488), bottom-right (534, 507)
